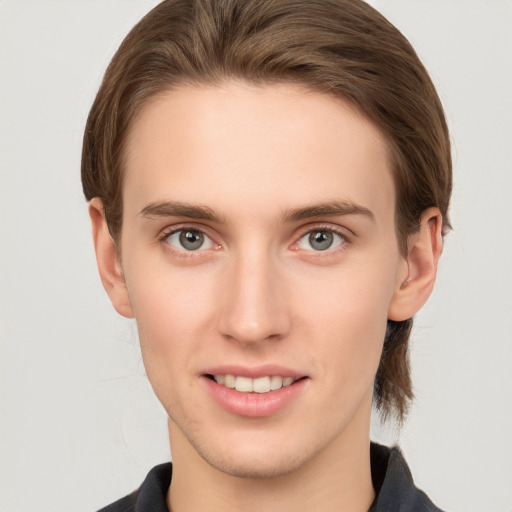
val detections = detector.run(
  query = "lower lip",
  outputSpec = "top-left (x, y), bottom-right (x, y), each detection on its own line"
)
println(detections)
top-left (202, 376), bottom-right (308, 418)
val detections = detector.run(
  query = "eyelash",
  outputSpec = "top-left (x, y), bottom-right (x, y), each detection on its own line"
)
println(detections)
top-left (157, 223), bottom-right (351, 257)
top-left (292, 224), bottom-right (350, 256)
top-left (158, 224), bottom-right (220, 259)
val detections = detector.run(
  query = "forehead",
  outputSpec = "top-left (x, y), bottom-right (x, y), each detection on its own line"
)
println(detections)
top-left (122, 81), bottom-right (395, 224)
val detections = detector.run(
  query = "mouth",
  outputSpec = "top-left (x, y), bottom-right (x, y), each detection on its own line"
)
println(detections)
top-left (202, 366), bottom-right (309, 417)
top-left (206, 374), bottom-right (301, 394)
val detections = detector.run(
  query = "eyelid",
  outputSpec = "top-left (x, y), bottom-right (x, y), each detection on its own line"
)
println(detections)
top-left (293, 222), bottom-right (352, 241)
top-left (290, 223), bottom-right (352, 252)
top-left (158, 223), bottom-right (221, 253)
top-left (156, 221), bottom-right (351, 256)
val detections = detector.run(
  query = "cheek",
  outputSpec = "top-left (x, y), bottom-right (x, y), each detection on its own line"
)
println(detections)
top-left (126, 273), bottom-right (217, 418)
top-left (312, 296), bottom-right (387, 380)
top-left (126, 248), bottom-right (218, 326)
top-left (299, 253), bottom-right (396, 328)
top-left (124, 263), bottom-right (219, 377)
top-left (297, 258), bottom-right (397, 384)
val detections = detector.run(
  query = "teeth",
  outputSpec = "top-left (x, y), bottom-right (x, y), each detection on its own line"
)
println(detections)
top-left (213, 374), bottom-right (297, 393)
top-left (235, 376), bottom-right (253, 392)
top-left (253, 376), bottom-right (271, 393)
top-left (224, 374), bottom-right (236, 388)
top-left (270, 376), bottom-right (283, 390)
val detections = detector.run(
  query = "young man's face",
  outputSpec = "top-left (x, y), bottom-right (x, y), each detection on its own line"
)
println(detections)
top-left (105, 82), bottom-right (412, 478)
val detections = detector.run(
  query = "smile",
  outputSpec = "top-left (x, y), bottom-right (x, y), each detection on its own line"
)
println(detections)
top-left (204, 372), bottom-right (308, 417)
top-left (211, 374), bottom-right (297, 393)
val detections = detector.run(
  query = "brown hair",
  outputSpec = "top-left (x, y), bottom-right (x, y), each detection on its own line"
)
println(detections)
top-left (82, 0), bottom-right (452, 422)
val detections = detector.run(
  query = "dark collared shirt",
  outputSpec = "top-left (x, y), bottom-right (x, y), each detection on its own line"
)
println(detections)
top-left (97, 443), bottom-right (444, 512)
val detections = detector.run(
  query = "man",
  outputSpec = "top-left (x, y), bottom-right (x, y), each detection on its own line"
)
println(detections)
top-left (82, 1), bottom-right (451, 510)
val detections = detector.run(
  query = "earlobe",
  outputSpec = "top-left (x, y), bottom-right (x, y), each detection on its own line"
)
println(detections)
top-left (388, 207), bottom-right (443, 321)
top-left (89, 198), bottom-right (134, 318)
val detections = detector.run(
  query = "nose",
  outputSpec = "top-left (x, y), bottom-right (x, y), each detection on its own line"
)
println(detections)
top-left (217, 248), bottom-right (291, 345)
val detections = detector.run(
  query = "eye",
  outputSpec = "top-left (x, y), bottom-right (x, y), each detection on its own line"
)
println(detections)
top-left (165, 229), bottom-right (216, 251)
top-left (297, 229), bottom-right (345, 251)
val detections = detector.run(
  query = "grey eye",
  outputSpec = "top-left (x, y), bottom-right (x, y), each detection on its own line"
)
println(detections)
top-left (309, 231), bottom-right (334, 251)
top-left (297, 230), bottom-right (344, 252)
top-left (179, 230), bottom-right (204, 250)
top-left (166, 229), bottom-right (215, 251)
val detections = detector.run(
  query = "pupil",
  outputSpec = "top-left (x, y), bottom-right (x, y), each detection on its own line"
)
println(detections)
top-left (179, 230), bottom-right (204, 250)
top-left (309, 231), bottom-right (333, 251)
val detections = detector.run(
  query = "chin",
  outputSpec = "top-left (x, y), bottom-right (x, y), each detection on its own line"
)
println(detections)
top-left (179, 421), bottom-right (325, 480)
top-left (197, 443), bottom-right (309, 480)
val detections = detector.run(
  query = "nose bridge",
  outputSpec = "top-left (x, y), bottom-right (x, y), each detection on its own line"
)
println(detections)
top-left (218, 243), bottom-right (290, 344)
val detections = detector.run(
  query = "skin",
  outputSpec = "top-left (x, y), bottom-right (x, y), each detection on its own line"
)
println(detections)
top-left (90, 82), bottom-right (442, 512)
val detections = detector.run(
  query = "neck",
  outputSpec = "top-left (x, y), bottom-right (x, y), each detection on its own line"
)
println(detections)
top-left (166, 407), bottom-right (375, 512)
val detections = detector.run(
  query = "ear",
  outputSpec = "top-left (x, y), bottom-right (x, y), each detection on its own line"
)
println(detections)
top-left (89, 198), bottom-right (134, 318)
top-left (388, 207), bottom-right (444, 321)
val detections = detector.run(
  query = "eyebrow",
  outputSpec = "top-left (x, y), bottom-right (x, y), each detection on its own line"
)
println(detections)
top-left (139, 199), bottom-right (374, 223)
top-left (280, 201), bottom-right (375, 223)
top-left (139, 201), bottom-right (226, 223)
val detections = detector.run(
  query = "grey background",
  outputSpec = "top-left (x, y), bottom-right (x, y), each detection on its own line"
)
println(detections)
top-left (1, 1), bottom-right (511, 511)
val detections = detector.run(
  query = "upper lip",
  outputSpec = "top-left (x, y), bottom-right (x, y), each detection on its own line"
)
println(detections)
top-left (202, 364), bottom-right (305, 379)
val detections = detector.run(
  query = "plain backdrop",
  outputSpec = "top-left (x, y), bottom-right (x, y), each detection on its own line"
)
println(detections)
top-left (1, 1), bottom-right (511, 511)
